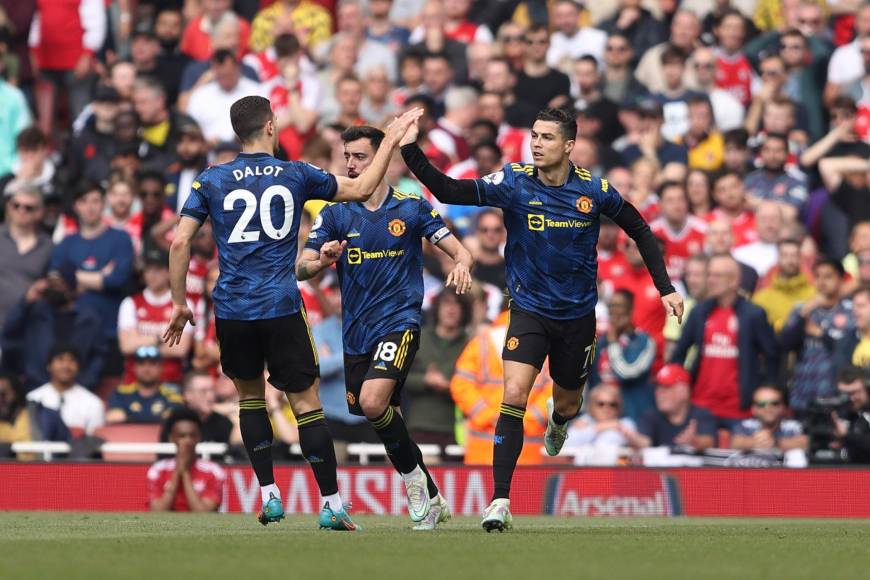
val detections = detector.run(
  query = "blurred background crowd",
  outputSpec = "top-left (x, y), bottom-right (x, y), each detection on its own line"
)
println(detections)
top-left (2, 0), bottom-right (870, 467)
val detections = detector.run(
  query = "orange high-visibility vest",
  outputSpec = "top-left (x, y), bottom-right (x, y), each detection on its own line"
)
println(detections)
top-left (450, 313), bottom-right (552, 465)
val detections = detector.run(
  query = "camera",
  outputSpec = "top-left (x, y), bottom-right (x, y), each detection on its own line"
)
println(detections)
top-left (804, 394), bottom-right (849, 464)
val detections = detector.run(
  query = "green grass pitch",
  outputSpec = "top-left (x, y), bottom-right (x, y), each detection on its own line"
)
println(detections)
top-left (2, 513), bottom-right (870, 580)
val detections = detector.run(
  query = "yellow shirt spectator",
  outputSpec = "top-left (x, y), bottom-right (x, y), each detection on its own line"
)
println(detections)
top-left (250, 1), bottom-right (333, 53)
top-left (753, 272), bottom-right (816, 332)
top-left (680, 132), bottom-right (725, 172)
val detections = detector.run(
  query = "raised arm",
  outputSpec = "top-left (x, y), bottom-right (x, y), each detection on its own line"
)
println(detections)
top-left (332, 108), bottom-right (424, 202)
top-left (400, 141), bottom-right (483, 206)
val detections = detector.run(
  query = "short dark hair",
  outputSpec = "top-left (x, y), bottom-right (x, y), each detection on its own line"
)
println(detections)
top-left (763, 132), bottom-right (789, 147)
top-left (612, 288), bottom-right (635, 309)
top-left (577, 55), bottom-right (598, 69)
top-left (830, 95), bottom-right (858, 114)
top-left (660, 44), bottom-right (687, 65)
top-left (527, 23), bottom-right (549, 37)
top-left (48, 343), bottom-right (81, 364)
top-left (431, 287), bottom-right (473, 328)
top-left (162, 406), bottom-right (202, 440)
top-left (472, 140), bottom-right (502, 159)
top-left (470, 119), bottom-right (498, 139)
top-left (423, 51), bottom-right (451, 66)
top-left (658, 180), bottom-right (686, 198)
top-left (813, 257), bottom-right (846, 277)
top-left (534, 108), bottom-right (576, 141)
top-left (713, 170), bottom-right (743, 187)
top-left (274, 33), bottom-right (301, 58)
top-left (137, 169), bottom-right (166, 188)
top-left (838, 365), bottom-right (868, 386)
top-left (74, 180), bottom-right (104, 200)
top-left (723, 128), bottom-right (749, 148)
top-left (17, 127), bottom-right (48, 151)
top-left (777, 238), bottom-right (801, 251)
top-left (341, 125), bottom-right (385, 150)
top-left (230, 96), bottom-right (274, 144)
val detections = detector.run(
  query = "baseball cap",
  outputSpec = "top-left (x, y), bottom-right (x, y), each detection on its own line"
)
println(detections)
top-left (134, 345), bottom-right (162, 362)
top-left (636, 98), bottom-right (663, 119)
top-left (655, 364), bottom-right (691, 388)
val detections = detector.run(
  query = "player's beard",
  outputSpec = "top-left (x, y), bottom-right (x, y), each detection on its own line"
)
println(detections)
top-left (347, 169), bottom-right (359, 179)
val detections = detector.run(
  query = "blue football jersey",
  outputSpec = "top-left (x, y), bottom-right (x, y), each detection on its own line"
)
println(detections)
top-left (305, 188), bottom-right (451, 355)
top-left (181, 152), bottom-right (337, 320)
top-left (471, 162), bottom-right (625, 320)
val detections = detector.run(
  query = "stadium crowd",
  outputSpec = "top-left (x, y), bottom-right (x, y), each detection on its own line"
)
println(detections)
top-left (2, 0), bottom-right (870, 467)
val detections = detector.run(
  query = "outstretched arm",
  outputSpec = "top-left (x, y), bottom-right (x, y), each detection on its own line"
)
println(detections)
top-left (333, 109), bottom-right (424, 202)
top-left (400, 133), bottom-right (482, 206)
top-left (163, 216), bottom-right (200, 346)
top-left (610, 202), bottom-right (683, 323)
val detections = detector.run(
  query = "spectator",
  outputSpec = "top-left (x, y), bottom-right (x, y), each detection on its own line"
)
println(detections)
top-left (181, 371), bottom-right (233, 444)
top-left (563, 384), bottom-right (645, 464)
top-left (650, 181), bottom-right (708, 284)
top-left (635, 10), bottom-right (702, 94)
top-left (843, 222), bottom-right (870, 281)
top-left (852, 287), bottom-right (870, 369)
top-left (360, 65), bottom-right (396, 127)
top-left (731, 385), bottom-right (808, 456)
top-left (322, 74), bottom-right (365, 129)
top-left (406, 289), bottom-right (472, 447)
top-left (2, 271), bottom-right (104, 391)
top-left (131, 171), bottom-right (176, 258)
top-left (707, 171), bottom-right (757, 248)
top-left (600, 0), bottom-right (667, 59)
top-left (132, 77), bottom-right (196, 172)
top-left (601, 32), bottom-right (647, 105)
top-left (165, 123), bottom-right (209, 214)
top-left (107, 346), bottom-right (183, 424)
top-left (407, 2), bottom-right (467, 85)
top-left (0, 189), bottom-right (53, 329)
top-left (819, 155), bottom-right (870, 234)
top-left (26, 345), bottom-right (104, 437)
top-left (799, 96), bottom-right (870, 171)
top-left (0, 26), bottom-right (30, 178)
top-left (705, 219), bottom-right (758, 294)
top-left (686, 168), bottom-right (713, 219)
top-left (826, 3), bottom-right (870, 91)
top-left (131, 29), bottom-right (187, 105)
top-left (48, 183), bottom-right (134, 361)
top-left (620, 100), bottom-right (688, 167)
top-left (2, 127), bottom-right (56, 200)
top-left (612, 238), bottom-right (666, 362)
top-left (592, 289), bottom-right (656, 423)
top-left (830, 365), bottom-right (870, 463)
top-left (651, 45), bottom-right (704, 141)
top-left (744, 54), bottom-right (790, 139)
top-left (733, 201), bottom-right (784, 279)
top-left (664, 253), bottom-right (708, 355)
top-left (0, 373), bottom-right (29, 450)
top-left (186, 50), bottom-right (265, 144)
top-left (743, 133), bottom-right (808, 222)
top-left (148, 407), bottom-right (225, 512)
top-left (250, 0), bottom-right (333, 54)
top-left (636, 363), bottom-right (716, 451)
top-left (679, 96), bottom-right (725, 172)
top-left (546, 0), bottom-right (607, 72)
top-left (780, 258), bottom-right (852, 412)
top-left (712, 9), bottom-right (754, 107)
top-left (753, 239), bottom-right (816, 331)
top-left (722, 128), bottom-right (754, 176)
top-left (571, 57), bottom-right (622, 145)
top-left (688, 46), bottom-right (744, 132)
top-left (776, 28), bottom-right (826, 141)
top-left (65, 85), bottom-right (121, 187)
top-left (672, 254), bottom-right (780, 426)
top-left (428, 86), bottom-right (476, 166)
top-left (180, 0), bottom-right (250, 61)
top-left (469, 209), bottom-right (506, 292)
top-left (420, 51), bottom-right (455, 119)
top-left (366, 0), bottom-right (411, 51)
top-left (441, 0), bottom-right (492, 44)
top-left (511, 24), bottom-right (571, 126)
top-left (451, 311), bottom-right (551, 465)
top-left (29, 0), bottom-right (105, 133)
top-left (118, 248), bottom-right (192, 386)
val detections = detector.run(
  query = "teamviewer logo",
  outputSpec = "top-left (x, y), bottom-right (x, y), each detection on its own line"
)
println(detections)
top-left (347, 248), bottom-right (362, 264)
top-left (528, 214), bottom-right (545, 231)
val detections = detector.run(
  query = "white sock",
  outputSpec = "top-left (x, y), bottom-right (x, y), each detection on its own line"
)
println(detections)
top-left (401, 465), bottom-right (424, 484)
top-left (261, 483), bottom-right (280, 504)
top-left (323, 492), bottom-right (343, 510)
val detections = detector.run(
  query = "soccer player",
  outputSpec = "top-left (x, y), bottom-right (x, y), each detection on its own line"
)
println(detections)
top-left (297, 126), bottom-right (474, 531)
top-left (399, 108), bottom-right (683, 531)
top-left (163, 96), bottom-right (421, 529)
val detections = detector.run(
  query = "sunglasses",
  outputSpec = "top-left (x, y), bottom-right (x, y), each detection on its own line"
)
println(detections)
top-left (595, 401), bottom-right (619, 408)
top-left (753, 400), bottom-right (783, 408)
top-left (11, 201), bottom-right (39, 213)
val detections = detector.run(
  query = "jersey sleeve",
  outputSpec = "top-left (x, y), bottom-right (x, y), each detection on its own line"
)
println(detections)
top-left (304, 206), bottom-right (340, 253)
top-left (179, 171), bottom-right (211, 223)
top-left (297, 161), bottom-right (338, 202)
top-left (418, 198), bottom-right (452, 244)
top-left (595, 176), bottom-right (625, 218)
top-left (475, 163), bottom-right (518, 209)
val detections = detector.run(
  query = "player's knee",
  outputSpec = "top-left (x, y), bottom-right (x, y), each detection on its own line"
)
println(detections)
top-left (502, 379), bottom-right (532, 407)
top-left (359, 392), bottom-right (388, 419)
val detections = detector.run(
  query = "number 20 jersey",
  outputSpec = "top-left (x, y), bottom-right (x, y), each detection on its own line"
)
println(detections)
top-left (181, 152), bottom-right (337, 320)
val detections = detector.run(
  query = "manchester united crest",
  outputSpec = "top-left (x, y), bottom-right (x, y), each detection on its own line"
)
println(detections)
top-left (346, 392), bottom-right (356, 406)
top-left (506, 337), bottom-right (519, 351)
top-left (388, 219), bottom-right (406, 236)
top-left (576, 196), bottom-right (593, 213)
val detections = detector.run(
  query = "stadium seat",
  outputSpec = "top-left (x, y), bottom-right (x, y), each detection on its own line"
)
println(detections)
top-left (95, 424), bottom-right (162, 462)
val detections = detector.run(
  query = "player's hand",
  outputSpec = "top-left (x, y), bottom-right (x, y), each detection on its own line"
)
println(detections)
top-left (319, 240), bottom-right (347, 267)
top-left (163, 303), bottom-right (195, 347)
top-left (661, 292), bottom-right (684, 324)
top-left (385, 108), bottom-right (424, 147)
top-left (399, 118), bottom-right (420, 147)
top-left (446, 261), bottom-right (473, 295)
